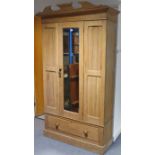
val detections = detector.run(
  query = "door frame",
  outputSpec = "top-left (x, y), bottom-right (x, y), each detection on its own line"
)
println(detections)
top-left (42, 23), bottom-right (60, 115)
top-left (58, 22), bottom-right (84, 121)
top-left (83, 20), bottom-right (106, 126)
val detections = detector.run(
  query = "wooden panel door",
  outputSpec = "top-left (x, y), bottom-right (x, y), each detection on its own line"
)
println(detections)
top-left (34, 16), bottom-right (44, 116)
top-left (58, 22), bottom-right (84, 121)
top-left (83, 21), bottom-right (106, 126)
top-left (42, 23), bottom-right (59, 115)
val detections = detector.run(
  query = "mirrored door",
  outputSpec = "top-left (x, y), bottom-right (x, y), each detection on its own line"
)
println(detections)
top-left (59, 22), bottom-right (83, 120)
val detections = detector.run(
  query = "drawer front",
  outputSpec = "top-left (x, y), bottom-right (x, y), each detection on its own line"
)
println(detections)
top-left (45, 115), bottom-right (101, 143)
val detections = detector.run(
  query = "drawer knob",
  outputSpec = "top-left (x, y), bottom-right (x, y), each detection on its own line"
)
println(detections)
top-left (55, 123), bottom-right (59, 130)
top-left (83, 131), bottom-right (88, 138)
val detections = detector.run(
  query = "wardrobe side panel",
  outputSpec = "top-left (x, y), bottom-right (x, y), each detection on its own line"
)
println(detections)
top-left (104, 20), bottom-right (117, 142)
top-left (34, 16), bottom-right (44, 116)
top-left (104, 20), bottom-right (117, 123)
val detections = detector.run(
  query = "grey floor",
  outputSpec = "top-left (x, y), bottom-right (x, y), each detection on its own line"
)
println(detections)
top-left (34, 118), bottom-right (121, 155)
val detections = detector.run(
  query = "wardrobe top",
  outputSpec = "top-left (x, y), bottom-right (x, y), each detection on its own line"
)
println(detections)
top-left (36, 2), bottom-right (119, 19)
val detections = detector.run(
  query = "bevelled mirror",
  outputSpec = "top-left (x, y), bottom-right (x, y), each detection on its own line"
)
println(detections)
top-left (63, 28), bottom-right (79, 113)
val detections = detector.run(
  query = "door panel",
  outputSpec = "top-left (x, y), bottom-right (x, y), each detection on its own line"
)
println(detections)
top-left (58, 22), bottom-right (84, 120)
top-left (43, 26), bottom-right (57, 68)
top-left (43, 23), bottom-right (59, 114)
top-left (44, 71), bottom-right (58, 113)
top-left (87, 26), bottom-right (103, 71)
top-left (84, 21), bottom-right (106, 126)
top-left (87, 76), bottom-right (101, 118)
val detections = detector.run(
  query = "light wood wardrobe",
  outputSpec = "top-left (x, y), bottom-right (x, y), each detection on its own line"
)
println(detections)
top-left (38, 2), bottom-right (119, 154)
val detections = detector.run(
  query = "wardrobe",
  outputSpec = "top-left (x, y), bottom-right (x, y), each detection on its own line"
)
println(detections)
top-left (38, 2), bottom-right (119, 154)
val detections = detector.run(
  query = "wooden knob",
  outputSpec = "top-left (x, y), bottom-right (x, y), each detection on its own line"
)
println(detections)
top-left (83, 131), bottom-right (88, 138)
top-left (55, 123), bottom-right (59, 130)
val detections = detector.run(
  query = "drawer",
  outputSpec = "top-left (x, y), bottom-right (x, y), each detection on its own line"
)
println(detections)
top-left (45, 115), bottom-right (102, 143)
